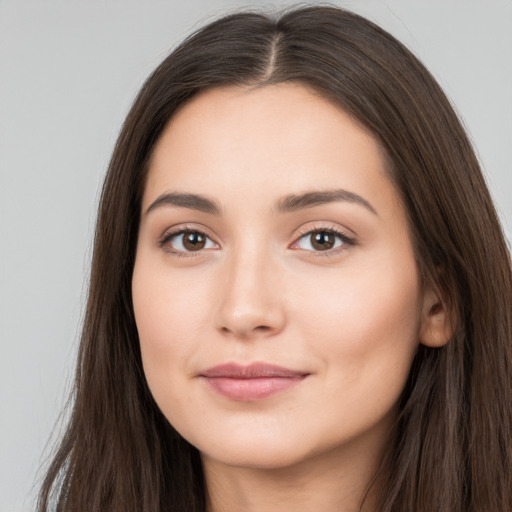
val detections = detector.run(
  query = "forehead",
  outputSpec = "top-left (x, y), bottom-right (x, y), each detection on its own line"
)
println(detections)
top-left (143, 83), bottom-right (400, 220)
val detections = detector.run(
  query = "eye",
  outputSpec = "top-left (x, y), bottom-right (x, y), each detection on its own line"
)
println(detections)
top-left (291, 227), bottom-right (355, 254)
top-left (159, 228), bottom-right (218, 255)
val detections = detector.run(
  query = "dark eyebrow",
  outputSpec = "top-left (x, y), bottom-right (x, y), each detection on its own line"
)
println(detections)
top-left (275, 189), bottom-right (378, 216)
top-left (145, 188), bottom-right (377, 217)
top-left (145, 192), bottom-right (222, 216)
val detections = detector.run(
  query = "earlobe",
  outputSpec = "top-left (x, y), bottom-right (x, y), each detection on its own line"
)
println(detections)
top-left (419, 287), bottom-right (455, 348)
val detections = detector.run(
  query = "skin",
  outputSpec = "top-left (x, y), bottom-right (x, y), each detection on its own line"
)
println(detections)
top-left (132, 83), bottom-right (450, 512)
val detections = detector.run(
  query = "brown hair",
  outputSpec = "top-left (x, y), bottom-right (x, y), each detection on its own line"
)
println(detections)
top-left (38, 6), bottom-right (512, 512)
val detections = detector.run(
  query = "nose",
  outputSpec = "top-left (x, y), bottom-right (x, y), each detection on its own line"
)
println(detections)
top-left (214, 246), bottom-right (286, 340)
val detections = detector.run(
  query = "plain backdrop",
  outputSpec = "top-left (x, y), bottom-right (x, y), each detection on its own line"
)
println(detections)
top-left (0, 1), bottom-right (510, 510)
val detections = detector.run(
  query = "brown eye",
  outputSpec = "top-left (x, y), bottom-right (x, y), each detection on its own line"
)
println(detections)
top-left (310, 231), bottom-right (336, 251)
top-left (161, 229), bottom-right (217, 254)
top-left (293, 228), bottom-right (354, 254)
top-left (182, 231), bottom-right (206, 251)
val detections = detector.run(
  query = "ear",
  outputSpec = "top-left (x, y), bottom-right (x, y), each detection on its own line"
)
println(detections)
top-left (419, 285), bottom-right (455, 348)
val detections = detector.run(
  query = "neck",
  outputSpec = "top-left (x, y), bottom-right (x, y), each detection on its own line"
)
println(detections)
top-left (203, 439), bottom-right (385, 512)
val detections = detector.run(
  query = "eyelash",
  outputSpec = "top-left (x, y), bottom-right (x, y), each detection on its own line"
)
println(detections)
top-left (292, 224), bottom-right (356, 257)
top-left (158, 224), bottom-right (356, 259)
top-left (158, 224), bottom-right (216, 259)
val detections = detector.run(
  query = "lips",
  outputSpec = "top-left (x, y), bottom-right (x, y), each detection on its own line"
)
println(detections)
top-left (200, 363), bottom-right (309, 401)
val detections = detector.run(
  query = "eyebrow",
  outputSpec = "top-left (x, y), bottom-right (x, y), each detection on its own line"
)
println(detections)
top-left (145, 188), bottom-right (377, 216)
top-left (275, 189), bottom-right (377, 215)
top-left (146, 192), bottom-right (222, 215)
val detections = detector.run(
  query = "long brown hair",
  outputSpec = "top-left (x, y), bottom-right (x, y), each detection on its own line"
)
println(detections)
top-left (38, 6), bottom-right (512, 512)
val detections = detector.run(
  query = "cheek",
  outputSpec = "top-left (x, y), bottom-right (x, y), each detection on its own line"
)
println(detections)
top-left (131, 259), bottom-right (213, 392)
top-left (293, 252), bottom-right (422, 385)
top-left (132, 261), bottom-right (227, 440)
top-left (311, 274), bottom-right (421, 350)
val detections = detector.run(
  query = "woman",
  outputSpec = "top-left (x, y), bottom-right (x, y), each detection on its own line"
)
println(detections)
top-left (38, 6), bottom-right (512, 512)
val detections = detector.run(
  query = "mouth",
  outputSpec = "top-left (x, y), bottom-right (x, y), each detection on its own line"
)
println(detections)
top-left (200, 362), bottom-right (310, 401)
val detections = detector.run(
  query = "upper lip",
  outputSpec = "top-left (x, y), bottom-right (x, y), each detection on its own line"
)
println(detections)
top-left (200, 362), bottom-right (308, 379)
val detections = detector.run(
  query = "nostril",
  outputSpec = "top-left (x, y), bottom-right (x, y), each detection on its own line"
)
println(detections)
top-left (219, 324), bottom-right (273, 337)
top-left (215, 293), bottom-right (286, 338)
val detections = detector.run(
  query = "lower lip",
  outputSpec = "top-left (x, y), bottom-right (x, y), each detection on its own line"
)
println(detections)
top-left (203, 376), bottom-right (306, 401)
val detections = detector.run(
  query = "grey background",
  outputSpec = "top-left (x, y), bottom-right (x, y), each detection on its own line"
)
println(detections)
top-left (0, 1), bottom-right (510, 510)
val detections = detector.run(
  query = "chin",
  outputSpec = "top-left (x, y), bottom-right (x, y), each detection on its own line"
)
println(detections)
top-left (201, 442), bottom-right (311, 470)
top-left (184, 424), bottom-right (315, 470)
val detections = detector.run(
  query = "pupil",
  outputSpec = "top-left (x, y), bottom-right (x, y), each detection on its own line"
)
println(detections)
top-left (184, 232), bottom-right (205, 251)
top-left (312, 231), bottom-right (334, 250)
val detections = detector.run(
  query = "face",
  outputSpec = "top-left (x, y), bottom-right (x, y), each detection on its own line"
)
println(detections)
top-left (132, 83), bottom-right (428, 471)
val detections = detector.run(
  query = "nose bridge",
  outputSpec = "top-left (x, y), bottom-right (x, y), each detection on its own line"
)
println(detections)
top-left (215, 236), bottom-right (285, 338)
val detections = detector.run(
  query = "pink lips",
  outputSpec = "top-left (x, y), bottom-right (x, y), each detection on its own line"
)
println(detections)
top-left (200, 363), bottom-right (308, 401)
